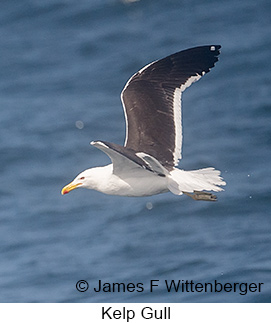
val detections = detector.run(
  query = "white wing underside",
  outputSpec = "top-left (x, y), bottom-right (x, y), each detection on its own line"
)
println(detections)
top-left (91, 141), bottom-right (142, 175)
top-left (91, 141), bottom-right (170, 177)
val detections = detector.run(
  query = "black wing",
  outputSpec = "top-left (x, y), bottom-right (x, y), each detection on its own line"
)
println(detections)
top-left (121, 45), bottom-right (221, 170)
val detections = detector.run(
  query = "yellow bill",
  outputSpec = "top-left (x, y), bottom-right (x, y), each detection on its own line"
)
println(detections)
top-left (61, 182), bottom-right (82, 195)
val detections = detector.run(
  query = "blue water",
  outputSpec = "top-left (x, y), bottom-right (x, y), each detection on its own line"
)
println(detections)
top-left (0, 0), bottom-right (271, 303)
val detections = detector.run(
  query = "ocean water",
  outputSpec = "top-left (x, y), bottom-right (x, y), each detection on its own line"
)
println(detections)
top-left (0, 0), bottom-right (271, 303)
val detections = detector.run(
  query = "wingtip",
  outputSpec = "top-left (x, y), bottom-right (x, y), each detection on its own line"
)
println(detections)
top-left (210, 45), bottom-right (221, 50)
top-left (90, 140), bottom-right (109, 149)
top-left (209, 45), bottom-right (221, 56)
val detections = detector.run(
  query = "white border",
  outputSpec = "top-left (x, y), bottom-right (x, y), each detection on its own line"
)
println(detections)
top-left (0, 303), bottom-right (268, 323)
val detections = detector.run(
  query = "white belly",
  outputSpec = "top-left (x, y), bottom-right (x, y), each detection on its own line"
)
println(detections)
top-left (96, 166), bottom-right (169, 197)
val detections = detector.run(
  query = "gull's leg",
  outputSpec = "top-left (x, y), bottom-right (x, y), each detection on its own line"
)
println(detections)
top-left (183, 191), bottom-right (217, 201)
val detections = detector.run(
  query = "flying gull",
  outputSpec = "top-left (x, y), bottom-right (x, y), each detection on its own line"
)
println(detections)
top-left (61, 45), bottom-right (226, 201)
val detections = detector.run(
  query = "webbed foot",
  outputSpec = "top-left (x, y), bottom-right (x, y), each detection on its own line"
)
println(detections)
top-left (183, 190), bottom-right (217, 201)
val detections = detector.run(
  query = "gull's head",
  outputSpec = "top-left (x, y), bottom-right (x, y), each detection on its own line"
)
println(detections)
top-left (61, 169), bottom-right (94, 195)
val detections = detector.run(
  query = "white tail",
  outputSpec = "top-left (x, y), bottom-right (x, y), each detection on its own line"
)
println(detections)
top-left (167, 167), bottom-right (226, 195)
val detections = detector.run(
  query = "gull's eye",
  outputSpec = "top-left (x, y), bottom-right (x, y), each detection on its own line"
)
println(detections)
top-left (79, 177), bottom-right (85, 180)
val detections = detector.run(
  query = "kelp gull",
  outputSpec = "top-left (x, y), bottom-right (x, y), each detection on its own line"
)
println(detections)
top-left (61, 45), bottom-right (226, 201)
